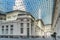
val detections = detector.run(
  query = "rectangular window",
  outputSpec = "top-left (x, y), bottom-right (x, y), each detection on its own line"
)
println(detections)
top-left (31, 26), bottom-right (33, 34)
top-left (10, 28), bottom-right (13, 34)
top-left (5, 36), bottom-right (8, 38)
top-left (27, 28), bottom-right (29, 37)
top-left (21, 19), bottom-right (23, 21)
top-left (9, 36), bottom-right (13, 38)
top-left (2, 26), bottom-right (4, 29)
top-left (6, 29), bottom-right (8, 34)
top-left (11, 25), bottom-right (13, 28)
top-left (27, 19), bottom-right (29, 21)
top-left (21, 28), bottom-right (23, 33)
top-left (6, 25), bottom-right (8, 29)
top-left (21, 23), bottom-right (23, 28)
top-left (27, 23), bottom-right (29, 28)
top-left (2, 26), bottom-right (4, 34)
top-left (1, 36), bottom-right (4, 38)
top-left (2, 29), bottom-right (4, 34)
top-left (10, 25), bottom-right (13, 34)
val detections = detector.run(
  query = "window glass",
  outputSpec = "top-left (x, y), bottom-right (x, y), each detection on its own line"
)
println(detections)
top-left (2, 26), bottom-right (4, 29)
top-left (21, 28), bottom-right (23, 33)
top-left (10, 28), bottom-right (13, 34)
top-left (10, 25), bottom-right (13, 34)
top-left (5, 36), bottom-right (8, 38)
top-left (6, 29), bottom-right (8, 34)
top-left (1, 36), bottom-right (4, 38)
top-left (6, 25), bottom-right (8, 29)
top-left (27, 28), bottom-right (29, 37)
top-left (27, 23), bottom-right (29, 28)
top-left (11, 25), bottom-right (13, 27)
top-left (21, 23), bottom-right (23, 28)
top-left (21, 19), bottom-right (24, 21)
top-left (10, 36), bottom-right (13, 38)
top-left (27, 19), bottom-right (29, 21)
top-left (2, 29), bottom-right (4, 34)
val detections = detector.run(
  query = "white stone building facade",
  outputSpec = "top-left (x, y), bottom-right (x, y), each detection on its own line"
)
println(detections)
top-left (0, 10), bottom-right (35, 38)
top-left (35, 19), bottom-right (44, 37)
top-left (0, 10), bottom-right (52, 38)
